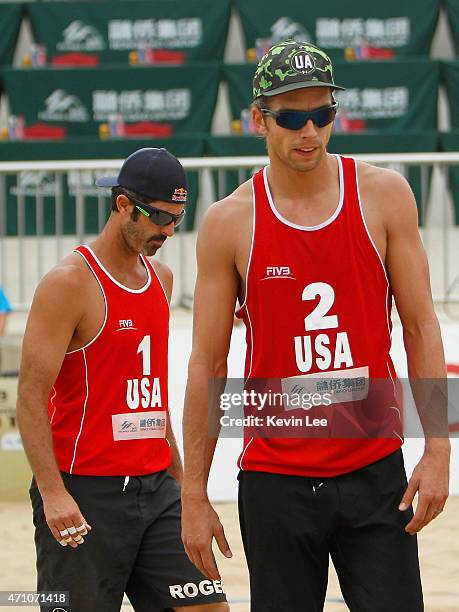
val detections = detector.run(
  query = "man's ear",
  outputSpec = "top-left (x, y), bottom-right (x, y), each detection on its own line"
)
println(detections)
top-left (116, 193), bottom-right (132, 215)
top-left (252, 105), bottom-right (268, 136)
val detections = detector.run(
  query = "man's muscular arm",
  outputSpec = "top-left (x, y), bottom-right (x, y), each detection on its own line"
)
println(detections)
top-left (150, 258), bottom-right (183, 484)
top-left (181, 200), bottom-right (240, 580)
top-left (373, 168), bottom-right (450, 533)
top-left (16, 265), bottom-right (91, 547)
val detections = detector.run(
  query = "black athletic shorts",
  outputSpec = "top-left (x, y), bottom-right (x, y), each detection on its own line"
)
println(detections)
top-left (30, 470), bottom-right (227, 612)
top-left (238, 449), bottom-right (423, 612)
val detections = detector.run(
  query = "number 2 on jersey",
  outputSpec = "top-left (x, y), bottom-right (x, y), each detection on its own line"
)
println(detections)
top-left (303, 282), bottom-right (338, 331)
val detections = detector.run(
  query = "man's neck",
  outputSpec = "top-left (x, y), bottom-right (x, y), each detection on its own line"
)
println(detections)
top-left (267, 151), bottom-right (337, 202)
top-left (89, 222), bottom-right (141, 276)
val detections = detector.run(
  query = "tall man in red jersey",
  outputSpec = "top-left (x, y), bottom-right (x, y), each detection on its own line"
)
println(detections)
top-left (17, 148), bottom-right (228, 612)
top-left (181, 42), bottom-right (450, 611)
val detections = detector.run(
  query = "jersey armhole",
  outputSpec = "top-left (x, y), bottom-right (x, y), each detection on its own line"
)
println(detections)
top-left (235, 174), bottom-right (257, 316)
top-left (66, 250), bottom-right (108, 354)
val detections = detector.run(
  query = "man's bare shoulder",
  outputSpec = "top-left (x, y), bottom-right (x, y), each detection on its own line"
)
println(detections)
top-left (34, 252), bottom-right (91, 303)
top-left (196, 179), bottom-right (253, 265)
top-left (357, 160), bottom-right (415, 202)
top-left (146, 258), bottom-right (173, 301)
top-left (356, 160), bottom-right (418, 221)
top-left (147, 258), bottom-right (172, 280)
top-left (203, 179), bottom-right (253, 227)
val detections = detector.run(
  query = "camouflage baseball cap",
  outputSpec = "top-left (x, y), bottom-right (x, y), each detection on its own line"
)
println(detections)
top-left (253, 40), bottom-right (345, 99)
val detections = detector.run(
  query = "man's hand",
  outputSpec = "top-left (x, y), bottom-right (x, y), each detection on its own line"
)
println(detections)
top-left (399, 442), bottom-right (450, 534)
top-left (42, 488), bottom-right (92, 548)
top-left (181, 495), bottom-right (232, 580)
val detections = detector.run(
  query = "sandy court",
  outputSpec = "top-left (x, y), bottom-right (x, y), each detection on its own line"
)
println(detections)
top-left (0, 498), bottom-right (458, 612)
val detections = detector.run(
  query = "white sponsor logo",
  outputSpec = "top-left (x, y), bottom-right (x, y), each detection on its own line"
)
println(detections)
top-left (282, 366), bottom-right (369, 409)
top-left (108, 18), bottom-right (202, 50)
top-left (57, 20), bottom-right (105, 51)
top-left (118, 319), bottom-right (138, 331)
top-left (38, 90), bottom-right (89, 122)
top-left (335, 87), bottom-right (408, 119)
top-left (1, 431), bottom-right (23, 451)
top-left (270, 17), bottom-right (310, 44)
top-left (9, 170), bottom-right (106, 199)
top-left (316, 17), bottom-right (410, 48)
top-left (112, 411), bottom-right (166, 441)
top-left (10, 171), bottom-right (56, 197)
top-left (263, 266), bottom-right (295, 280)
top-left (68, 170), bottom-right (104, 196)
top-left (291, 51), bottom-right (316, 75)
top-left (92, 89), bottom-right (190, 122)
top-left (169, 580), bottom-right (224, 599)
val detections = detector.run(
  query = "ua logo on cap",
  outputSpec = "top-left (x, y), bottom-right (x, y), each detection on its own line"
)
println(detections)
top-left (290, 51), bottom-right (316, 74)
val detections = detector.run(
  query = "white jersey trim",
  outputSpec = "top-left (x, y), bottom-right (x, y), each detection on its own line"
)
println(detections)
top-left (239, 303), bottom-right (255, 471)
top-left (263, 154), bottom-right (344, 232)
top-left (235, 178), bottom-right (256, 314)
top-left (67, 250), bottom-right (108, 355)
top-left (69, 348), bottom-right (89, 474)
top-left (84, 245), bottom-right (152, 294)
top-left (238, 437), bottom-right (254, 471)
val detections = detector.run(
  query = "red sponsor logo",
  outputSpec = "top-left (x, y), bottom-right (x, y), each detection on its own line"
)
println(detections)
top-left (172, 187), bottom-right (187, 202)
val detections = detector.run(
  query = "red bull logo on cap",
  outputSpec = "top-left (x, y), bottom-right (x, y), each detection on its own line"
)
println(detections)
top-left (172, 187), bottom-right (188, 202)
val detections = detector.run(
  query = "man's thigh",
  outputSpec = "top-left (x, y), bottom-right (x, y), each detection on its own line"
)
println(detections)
top-left (238, 470), bottom-right (334, 612)
top-left (30, 473), bottom-right (142, 612)
top-left (331, 449), bottom-right (423, 612)
top-left (126, 473), bottom-right (227, 611)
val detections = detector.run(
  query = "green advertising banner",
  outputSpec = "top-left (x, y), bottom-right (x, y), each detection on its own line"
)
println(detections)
top-left (235, 0), bottom-right (440, 60)
top-left (27, 0), bottom-right (231, 64)
top-left (442, 61), bottom-right (459, 129)
top-left (0, 4), bottom-right (23, 66)
top-left (440, 131), bottom-right (459, 225)
top-left (3, 63), bottom-right (220, 137)
top-left (0, 135), bottom-right (205, 235)
top-left (224, 59), bottom-right (438, 132)
top-left (445, 0), bottom-right (459, 55)
top-left (206, 131), bottom-right (439, 225)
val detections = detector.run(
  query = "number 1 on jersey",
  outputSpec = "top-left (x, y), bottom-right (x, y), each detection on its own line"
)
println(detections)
top-left (137, 335), bottom-right (151, 376)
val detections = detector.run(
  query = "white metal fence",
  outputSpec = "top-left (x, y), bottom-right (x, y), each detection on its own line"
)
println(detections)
top-left (1, 153), bottom-right (459, 310)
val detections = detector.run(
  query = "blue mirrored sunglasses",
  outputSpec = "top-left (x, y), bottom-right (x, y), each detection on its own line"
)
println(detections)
top-left (261, 102), bottom-right (338, 130)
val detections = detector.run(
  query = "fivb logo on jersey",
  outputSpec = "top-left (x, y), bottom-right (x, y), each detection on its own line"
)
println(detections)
top-left (117, 319), bottom-right (137, 331)
top-left (262, 266), bottom-right (296, 280)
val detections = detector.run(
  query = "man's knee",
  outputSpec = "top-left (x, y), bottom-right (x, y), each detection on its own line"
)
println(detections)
top-left (175, 603), bottom-right (230, 612)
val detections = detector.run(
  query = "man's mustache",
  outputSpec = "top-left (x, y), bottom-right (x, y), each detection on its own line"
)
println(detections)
top-left (148, 235), bottom-right (166, 243)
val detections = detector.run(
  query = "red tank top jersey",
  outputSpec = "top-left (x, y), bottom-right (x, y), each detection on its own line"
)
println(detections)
top-left (236, 156), bottom-right (402, 477)
top-left (48, 245), bottom-right (172, 476)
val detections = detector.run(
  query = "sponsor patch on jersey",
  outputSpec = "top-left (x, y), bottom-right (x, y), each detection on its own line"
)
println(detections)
top-left (112, 411), bottom-right (166, 441)
top-left (281, 365), bottom-right (369, 409)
